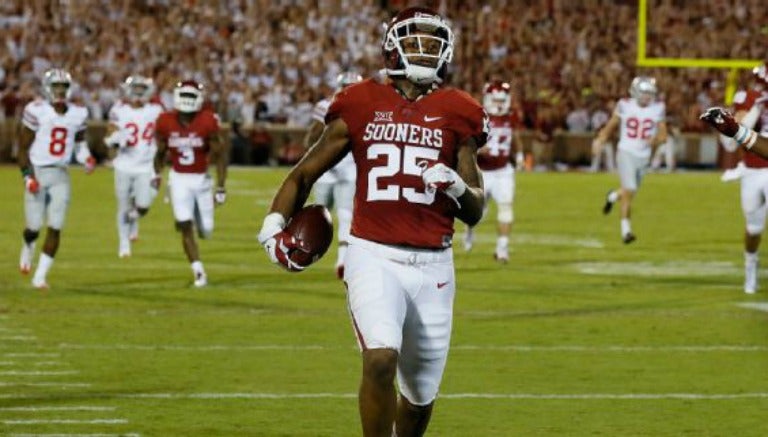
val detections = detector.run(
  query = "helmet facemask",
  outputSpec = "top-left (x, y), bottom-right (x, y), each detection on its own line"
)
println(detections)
top-left (122, 76), bottom-right (155, 105)
top-left (42, 69), bottom-right (73, 104)
top-left (383, 13), bottom-right (454, 85)
top-left (629, 76), bottom-right (657, 107)
top-left (173, 81), bottom-right (204, 113)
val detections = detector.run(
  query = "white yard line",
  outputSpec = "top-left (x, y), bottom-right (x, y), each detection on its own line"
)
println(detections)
top-left (55, 342), bottom-right (768, 352)
top-left (10, 434), bottom-right (140, 437)
top-left (0, 406), bottom-right (115, 412)
top-left (3, 419), bottom-right (128, 425)
top-left (0, 382), bottom-right (92, 388)
top-left (3, 353), bottom-right (59, 358)
top-left (737, 302), bottom-right (768, 312)
top-left (0, 371), bottom-right (79, 376)
top-left (0, 336), bottom-right (37, 341)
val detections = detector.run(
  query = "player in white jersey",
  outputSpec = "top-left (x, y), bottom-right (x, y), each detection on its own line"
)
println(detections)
top-left (593, 76), bottom-right (668, 244)
top-left (17, 69), bottom-right (94, 289)
top-left (463, 81), bottom-right (524, 262)
top-left (302, 71), bottom-right (362, 278)
top-left (104, 75), bottom-right (164, 257)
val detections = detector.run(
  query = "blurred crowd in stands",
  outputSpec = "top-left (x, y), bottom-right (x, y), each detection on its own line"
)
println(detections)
top-left (1, 0), bottom-right (766, 165)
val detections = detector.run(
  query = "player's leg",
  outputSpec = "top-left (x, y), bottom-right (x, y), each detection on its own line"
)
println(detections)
top-left (128, 171), bottom-right (157, 244)
top-left (333, 180), bottom-right (355, 278)
top-left (32, 168), bottom-right (71, 288)
top-left (169, 172), bottom-right (206, 287)
top-left (115, 170), bottom-right (133, 257)
top-left (396, 256), bottom-right (455, 436)
top-left (615, 150), bottom-right (642, 243)
top-left (493, 166), bottom-right (514, 262)
top-left (345, 238), bottom-right (408, 435)
top-left (21, 173), bottom-right (46, 274)
top-left (741, 170), bottom-right (766, 293)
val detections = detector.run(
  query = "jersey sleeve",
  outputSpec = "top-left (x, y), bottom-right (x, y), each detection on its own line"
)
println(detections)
top-left (75, 106), bottom-right (88, 134)
top-left (208, 111), bottom-right (221, 136)
top-left (451, 90), bottom-right (488, 147)
top-left (324, 90), bottom-right (349, 125)
top-left (108, 103), bottom-right (121, 125)
top-left (21, 102), bottom-right (40, 131)
top-left (312, 100), bottom-right (328, 123)
top-left (733, 90), bottom-right (758, 112)
top-left (155, 113), bottom-right (169, 141)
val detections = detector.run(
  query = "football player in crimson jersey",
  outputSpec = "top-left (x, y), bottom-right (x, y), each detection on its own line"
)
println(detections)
top-left (154, 80), bottom-right (227, 287)
top-left (593, 76), bottom-right (668, 244)
top-left (104, 75), bottom-right (164, 258)
top-left (303, 71), bottom-right (363, 279)
top-left (701, 64), bottom-right (768, 294)
top-left (18, 68), bottom-right (94, 289)
top-left (259, 7), bottom-right (487, 436)
top-left (463, 81), bottom-right (524, 262)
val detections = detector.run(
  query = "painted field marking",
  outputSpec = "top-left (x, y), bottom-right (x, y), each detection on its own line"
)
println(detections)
top-left (0, 336), bottom-right (37, 341)
top-left (10, 434), bottom-right (141, 437)
top-left (3, 353), bottom-right (59, 358)
top-left (574, 261), bottom-right (739, 277)
top-left (0, 382), bottom-right (92, 388)
top-left (737, 302), bottom-right (768, 312)
top-left (0, 371), bottom-right (79, 376)
top-left (0, 406), bottom-right (115, 412)
top-left (54, 343), bottom-right (768, 352)
top-left (3, 419), bottom-right (128, 425)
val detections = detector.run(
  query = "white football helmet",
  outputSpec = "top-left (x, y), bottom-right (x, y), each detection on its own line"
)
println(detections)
top-left (629, 76), bottom-right (657, 106)
top-left (173, 80), bottom-right (204, 113)
top-left (336, 71), bottom-right (362, 89)
top-left (483, 81), bottom-right (512, 116)
top-left (753, 63), bottom-right (768, 87)
top-left (382, 7), bottom-right (454, 85)
top-left (42, 69), bottom-right (72, 104)
top-left (122, 75), bottom-right (155, 104)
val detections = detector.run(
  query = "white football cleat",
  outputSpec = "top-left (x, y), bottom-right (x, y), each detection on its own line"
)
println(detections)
top-left (19, 242), bottom-right (34, 274)
top-left (31, 276), bottom-right (49, 290)
top-left (193, 271), bottom-right (207, 288)
top-left (118, 240), bottom-right (131, 258)
top-left (745, 264), bottom-right (758, 295)
top-left (494, 249), bottom-right (509, 264)
top-left (463, 230), bottom-right (474, 252)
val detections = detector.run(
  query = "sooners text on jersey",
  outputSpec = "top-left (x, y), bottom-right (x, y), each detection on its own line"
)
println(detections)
top-left (155, 109), bottom-right (219, 173)
top-left (326, 79), bottom-right (487, 249)
top-left (477, 114), bottom-right (521, 171)
top-left (733, 89), bottom-right (768, 168)
top-left (109, 101), bottom-right (164, 173)
top-left (615, 98), bottom-right (666, 158)
top-left (22, 99), bottom-right (88, 167)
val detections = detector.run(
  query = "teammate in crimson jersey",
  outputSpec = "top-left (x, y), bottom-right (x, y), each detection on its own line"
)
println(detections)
top-left (105, 75), bottom-right (164, 258)
top-left (258, 7), bottom-right (487, 435)
top-left (18, 68), bottom-right (95, 289)
top-left (463, 81), bottom-right (524, 262)
top-left (155, 80), bottom-right (227, 287)
top-left (594, 76), bottom-right (668, 244)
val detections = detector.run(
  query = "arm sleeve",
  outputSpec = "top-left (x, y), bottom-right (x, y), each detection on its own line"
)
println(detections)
top-left (21, 104), bottom-right (39, 131)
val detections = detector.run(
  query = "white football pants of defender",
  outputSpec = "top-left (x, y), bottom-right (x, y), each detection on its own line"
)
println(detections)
top-left (740, 168), bottom-right (768, 236)
top-left (482, 164), bottom-right (515, 222)
top-left (25, 166), bottom-right (70, 231)
top-left (168, 170), bottom-right (214, 236)
top-left (344, 235), bottom-right (455, 406)
top-left (114, 170), bottom-right (158, 243)
top-left (616, 149), bottom-right (649, 192)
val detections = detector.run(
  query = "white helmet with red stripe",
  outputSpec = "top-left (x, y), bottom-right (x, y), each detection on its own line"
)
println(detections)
top-left (173, 80), bottom-right (204, 113)
top-left (629, 76), bottom-right (657, 107)
top-left (42, 68), bottom-right (73, 104)
top-left (752, 62), bottom-right (768, 87)
top-left (122, 75), bottom-right (156, 104)
top-left (483, 81), bottom-right (512, 116)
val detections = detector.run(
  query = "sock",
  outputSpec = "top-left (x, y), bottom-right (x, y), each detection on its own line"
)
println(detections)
top-left (497, 236), bottom-right (509, 252)
top-left (34, 253), bottom-right (54, 280)
top-left (745, 251), bottom-right (758, 266)
top-left (608, 190), bottom-right (620, 203)
top-left (621, 219), bottom-right (632, 237)
top-left (191, 260), bottom-right (205, 275)
top-left (337, 244), bottom-right (347, 267)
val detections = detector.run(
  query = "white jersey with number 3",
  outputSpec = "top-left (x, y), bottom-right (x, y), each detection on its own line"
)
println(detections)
top-left (615, 98), bottom-right (666, 158)
top-left (22, 99), bottom-right (88, 167)
top-left (109, 101), bottom-right (164, 173)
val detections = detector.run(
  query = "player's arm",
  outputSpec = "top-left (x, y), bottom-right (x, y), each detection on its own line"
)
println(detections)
top-left (17, 126), bottom-right (35, 177)
top-left (208, 129), bottom-right (228, 204)
top-left (258, 118), bottom-right (350, 271)
top-left (592, 113), bottom-right (619, 152)
top-left (700, 107), bottom-right (768, 158)
top-left (650, 120), bottom-right (668, 151)
top-left (73, 130), bottom-right (96, 173)
top-left (452, 137), bottom-right (485, 226)
top-left (303, 120), bottom-right (325, 149)
top-left (512, 129), bottom-right (525, 169)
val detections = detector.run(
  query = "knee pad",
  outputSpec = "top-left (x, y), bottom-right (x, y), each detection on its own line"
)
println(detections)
top-left (746, 222), bottom-right (765, 236)
top-left (497, 203), bottom-right (513, 224)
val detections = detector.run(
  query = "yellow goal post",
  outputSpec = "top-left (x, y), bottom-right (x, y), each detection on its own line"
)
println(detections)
top-left (636, 0), bottom-right (761, 104)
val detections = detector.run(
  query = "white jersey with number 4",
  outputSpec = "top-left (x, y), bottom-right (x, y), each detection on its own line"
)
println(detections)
top-left (615, 98), bottom-right (666, 158)
top-left (109, 101), bottom-right (164, 173)
top-left (22, 99), bottom-right (88, 167)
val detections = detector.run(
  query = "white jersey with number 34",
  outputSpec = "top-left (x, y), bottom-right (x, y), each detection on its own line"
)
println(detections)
top-left (22, 99), bottom-right (89, 167)
top-left (615, 98), bottom-right (666, 158)
top-left (109, 101), bottom-right (164, 173)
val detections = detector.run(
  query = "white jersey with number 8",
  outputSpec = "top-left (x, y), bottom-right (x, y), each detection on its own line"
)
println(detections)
top-left (22, 99), bottom-right (88, 167)
top-left (615, 98), bottom-right (666, 158)
top-left (109, 101), bottom-right (164, 173)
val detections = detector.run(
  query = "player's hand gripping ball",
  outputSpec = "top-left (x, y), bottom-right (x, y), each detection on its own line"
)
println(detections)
top-left (284, 204), bottom-right (334, 269)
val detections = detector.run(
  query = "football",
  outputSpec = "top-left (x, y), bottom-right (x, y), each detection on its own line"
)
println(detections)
top-left (284, 204), bottom-right (334, 268)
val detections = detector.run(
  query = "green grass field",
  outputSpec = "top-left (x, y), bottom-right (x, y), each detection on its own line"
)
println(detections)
top-left (1, 165), bottom-right (767, 436)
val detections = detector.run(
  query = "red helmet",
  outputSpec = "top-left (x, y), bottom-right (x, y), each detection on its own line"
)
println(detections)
top-left (173, 80), bottom-right (204, 113)
top-left (382, 7), bottom-right (454, 85)
top-left (753, 62), bottom-right (768, 87)
top-left (483, 81), bottom-right (512, 116)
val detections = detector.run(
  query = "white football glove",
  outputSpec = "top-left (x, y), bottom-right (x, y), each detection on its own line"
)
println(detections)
top-left (214, 188), bottom-right (226, 206)
top-left (515, 151), bottom-right (525, 170)
top-left (104, 130), bottom-right (126, 148)
top-left (421, 162), bottom-right (467, 200)
top-left (258, 212), bottom-right (305, 272)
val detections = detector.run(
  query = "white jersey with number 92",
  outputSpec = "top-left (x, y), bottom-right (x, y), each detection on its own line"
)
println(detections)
top-left (616, 98), bottom-right (666, 158)
top-left (22, 99), bottom-right (89, 167)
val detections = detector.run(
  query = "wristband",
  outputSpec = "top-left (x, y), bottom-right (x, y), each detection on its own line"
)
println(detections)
top-left (735, 125), bottom-right (758, 149)
top-left (21, 167), bottom-right (33, 178)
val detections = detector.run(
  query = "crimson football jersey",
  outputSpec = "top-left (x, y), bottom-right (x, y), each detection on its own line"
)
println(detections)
top-left (155, 109), bottom-right (220, 173)
top-left (733, 89), bottom-right (768, 169)
top-left (477, 114), bottom-right (522, 171)
top-left (326, 79), bottom-right (487, 249)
